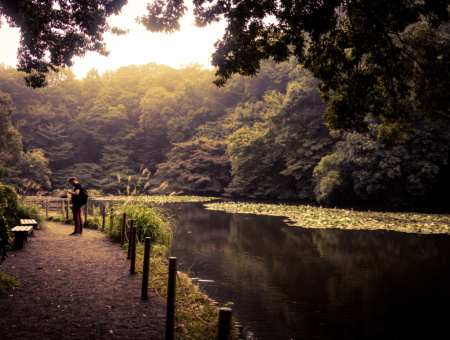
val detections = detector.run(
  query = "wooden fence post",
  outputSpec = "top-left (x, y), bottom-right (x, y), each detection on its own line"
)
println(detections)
top-left (127, 219), bottom-right (134, 259)
top-left (165, 257), bottom-right (177, 340)
top-left (66, 197), bottom-right (69, 220)
top-left (130, 225), bottom-right (137, 275)
top-left (109, 207), bottom-right (114, 237)
top-left (84, 199), bottom-right (88, 226)
top-left (45, 200), bottom-right (48, 219)
top-left (102, 206), bottom-right (106, 231)
top-left (121, 213), bottom-right (127, 246)
top-left (217, 308), bottom-right (233, 340)
top-left (141, 237), bottom-right (151, 299)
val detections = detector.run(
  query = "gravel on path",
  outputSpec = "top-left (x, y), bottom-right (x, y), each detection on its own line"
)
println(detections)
top-left (0, 222), bottom-right (166, 339)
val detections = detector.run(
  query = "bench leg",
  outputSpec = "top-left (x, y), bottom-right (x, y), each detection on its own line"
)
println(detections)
top-left (13, 233), bottom-right (24, 249)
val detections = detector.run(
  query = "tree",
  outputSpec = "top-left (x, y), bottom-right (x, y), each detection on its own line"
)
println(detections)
top-left (3, 1), bottom-right (447, 137)
top-left (144, 0), bottom-right (450, 138)
top-left (149, 138), bottom-right (230, 195)
top-left (226, 67), bottom-right (334, 200)
top-left (51, 163), bottom-right (106, 191)
top-left (0, 91), bottom-right (22, 179)
top-left (15, 149), bottom-right (52, 195)
top-left (313, 120), bottom-right (450, 208)
top-left (0, 0), bottom-right (128, 87)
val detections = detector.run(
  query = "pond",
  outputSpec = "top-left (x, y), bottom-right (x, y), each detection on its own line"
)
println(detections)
top-left (167, 202), bottom-right (450, 339)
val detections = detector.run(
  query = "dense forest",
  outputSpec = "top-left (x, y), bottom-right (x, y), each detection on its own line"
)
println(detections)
top-left (0, 60), bottom-right (449, 211)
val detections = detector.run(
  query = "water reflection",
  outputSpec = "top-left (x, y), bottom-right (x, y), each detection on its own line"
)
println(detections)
top-left (169, 202), bottom-right (450, 339)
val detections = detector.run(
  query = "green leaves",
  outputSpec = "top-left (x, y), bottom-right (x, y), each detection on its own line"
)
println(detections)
top-left (0, 92), bottom-right (22, 169)
top-left (1, 0), bottom-right (128, 87)
top-left (149, 138), bottom-right (230, 195)
top-left (226, 67), bottom-right (333, 199)
top-left (312, 120), bottom-right (450, 208)
top-left (137, 0), bottom-right (188, 34)
top-left (197, 0), bottom-right (449, 137)
top-left (205, 201), bottom-right (450, 235)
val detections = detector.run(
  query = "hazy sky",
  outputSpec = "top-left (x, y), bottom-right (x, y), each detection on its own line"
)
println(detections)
top-left (0, 0), bottom-right (226, 78)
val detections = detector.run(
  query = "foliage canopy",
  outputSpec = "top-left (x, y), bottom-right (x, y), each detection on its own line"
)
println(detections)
top-left (0, 59), bottom-right (449, 210)
top-left (1, 0), bottom-right (448, 136)
top-left (0, 0), bottom-right (127, 87)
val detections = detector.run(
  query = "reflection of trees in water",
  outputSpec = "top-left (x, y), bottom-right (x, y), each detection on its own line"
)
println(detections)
top-left (171, 203), bottom-right (450, 338)
top-left (224, 218), bottom-right (450, 338)
top-left (171, 202), bottom-right (233, 255)
top-left (312, 229), bottom-right (450, 336)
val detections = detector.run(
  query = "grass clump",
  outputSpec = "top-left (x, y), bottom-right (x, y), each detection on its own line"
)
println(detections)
top-left (83, 204), bottom-right (103, 230)
top-left (15, 201), bottom-right (46, 228)
top-left (0, 269), bottom-right (19, 293)
top-left (106, 196), bottom-right (175, 248)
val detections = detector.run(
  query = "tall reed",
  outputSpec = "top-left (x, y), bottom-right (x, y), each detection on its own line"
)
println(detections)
top-left (108, 196), bottom-right (175, 249)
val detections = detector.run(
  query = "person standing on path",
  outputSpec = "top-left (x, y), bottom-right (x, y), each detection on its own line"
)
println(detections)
top-left (68, 176), bottom-right (84, 235)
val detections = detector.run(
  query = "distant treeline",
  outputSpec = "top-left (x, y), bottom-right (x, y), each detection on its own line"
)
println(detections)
top-left (0, 61), bottom-right (449, 211)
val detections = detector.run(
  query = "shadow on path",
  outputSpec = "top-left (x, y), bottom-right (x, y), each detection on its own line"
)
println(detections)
top-left (0, 222), bottom-right (165, 339)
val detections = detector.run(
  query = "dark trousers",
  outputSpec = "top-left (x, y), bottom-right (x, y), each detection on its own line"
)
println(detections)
top-left (72, 205), bottom-right (83, 233)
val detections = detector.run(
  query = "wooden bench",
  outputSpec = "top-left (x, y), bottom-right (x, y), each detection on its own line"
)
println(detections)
top-left (20, 219), bottom-right (38, 229)
top-left (11, 226), bottom-right (34, 249)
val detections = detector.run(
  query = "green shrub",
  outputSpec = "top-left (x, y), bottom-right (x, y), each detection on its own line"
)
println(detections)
top-left (109, 197), bottom-right (175, 249)
top-left (0, 184), bottom-right (45, 228)
top-left (0, 184), bottom-right (19, 225)
top-left (15, 201), bottom-right (45, 227)
top-left (0, 216), bottom-right (10, 265)
top-left (84, 205), bottom-right (102, 229)
top-left (0, 185), bottom-right (18, 264)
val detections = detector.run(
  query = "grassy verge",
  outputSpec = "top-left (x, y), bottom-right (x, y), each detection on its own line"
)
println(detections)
top-left (132, 244), bottom-right (226, 339)
top-left (205, 202), bottom-right (450, 235)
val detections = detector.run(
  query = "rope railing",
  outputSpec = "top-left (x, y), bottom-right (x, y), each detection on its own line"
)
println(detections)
top-left (150, 246), bottom-right (169, 275)
top-left (148, 271), bottom-right (168, 301)
top-left (176, 271), bottom-right (219, 328)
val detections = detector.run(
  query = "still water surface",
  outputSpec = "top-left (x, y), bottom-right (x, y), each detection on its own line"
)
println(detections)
top-left (168, 202), bottom-right (450, 339)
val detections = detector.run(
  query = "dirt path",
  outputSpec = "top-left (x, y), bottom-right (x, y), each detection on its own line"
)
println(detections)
top-left (0, 222), bottom-right (166, 339)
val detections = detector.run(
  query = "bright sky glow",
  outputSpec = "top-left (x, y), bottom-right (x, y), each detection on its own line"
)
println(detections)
top-left (0, 0), bottom-right (226, 79)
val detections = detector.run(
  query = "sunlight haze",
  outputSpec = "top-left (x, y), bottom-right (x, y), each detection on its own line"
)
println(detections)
top-left (0, 0), bottom-right (226, 78)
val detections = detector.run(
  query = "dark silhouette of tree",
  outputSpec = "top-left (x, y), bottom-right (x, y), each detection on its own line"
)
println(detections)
top-left (0, 0), bottom-right (128, 87)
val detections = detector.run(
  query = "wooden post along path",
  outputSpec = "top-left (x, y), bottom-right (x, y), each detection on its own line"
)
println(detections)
top-left (165, 257), bottom-right (177, 340)
top-left (141, 237), bottom-right (151, 299)
top-left (127, 219), bottom-right (134, 260)
top-left (65, 197), bottom-right (69, 220)
top-left (102, 206), bottom-right (106, 231)
top-left (130, 225), bottom-right (137, 275)
top-left (217, 307), bottom-right (233, 340)
top-left (109, 207), bottom-right (114, 237)
top-left (84, 199), bottom-right (88, 226)
top-left (121, 213), bottom-right (127, 246)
